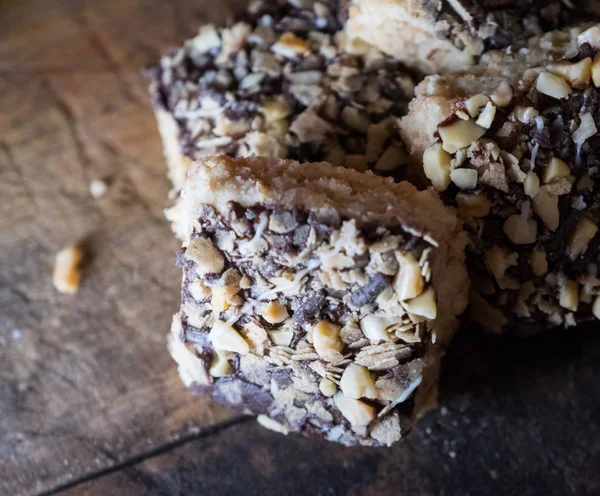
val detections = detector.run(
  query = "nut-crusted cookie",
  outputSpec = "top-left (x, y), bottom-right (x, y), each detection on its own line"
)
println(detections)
top-left (146, 0), bottom-right (417, 236)
top-left (347, 0), bottom-right (600, 74)
top-left (169, 155), bottom-right (468, 446)
top-left (401, 25), bottom-right (600, 334)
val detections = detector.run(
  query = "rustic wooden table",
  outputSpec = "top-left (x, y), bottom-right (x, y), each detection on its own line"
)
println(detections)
top-left (1, 1), bottom-right (599, 495)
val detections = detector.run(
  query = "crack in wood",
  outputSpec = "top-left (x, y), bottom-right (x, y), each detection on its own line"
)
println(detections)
top-left (39, 415), bottom-right (252, 496)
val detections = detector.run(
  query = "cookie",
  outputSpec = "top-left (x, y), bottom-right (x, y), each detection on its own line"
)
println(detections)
top-left (400, 25), bottom-right (600, 334)
top-left (169, 155), bottom-right (468, 445)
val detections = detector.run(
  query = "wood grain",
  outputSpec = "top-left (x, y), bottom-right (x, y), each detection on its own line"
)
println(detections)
top-left (63, 330), bottom-right (600, 496)
top-left (0, 1), bottom-right (245, 494)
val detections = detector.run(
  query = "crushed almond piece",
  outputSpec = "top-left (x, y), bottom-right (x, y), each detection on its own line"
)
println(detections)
top-left (438, 119), bottom-right (486, 154)
top-left (340, 363), bottom-right (378, 399)
top-left (536, 71), bottom-right (572, 99)
top-left (567, 218), bottom-right (598, 259)
top-left (559, 280), bottom-right (579, 312)
top-left (423, 143), bottom-right (451, 191)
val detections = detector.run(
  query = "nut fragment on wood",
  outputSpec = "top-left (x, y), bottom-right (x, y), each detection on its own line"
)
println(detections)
top-left (53, 245), bottom-right (83, 294)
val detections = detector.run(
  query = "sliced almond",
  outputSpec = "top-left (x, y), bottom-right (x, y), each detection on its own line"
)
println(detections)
top-left (423, 143), bottom-right (452, 192)
top-left (439, 119), bottom-right (486, 154)
top-left (262, 301), bottom-right (289, 324)
top-left (533, 186), bottom-right (560, 231)
top-left (542, 158), bottom-right (570, 183)
top-left (450, 168), bottom-right (478, 189)
top-left (209, 320), bottom-right (249, 355)
top-left (548, 58), bottom-right (592, 90)
top-left (312, 320), bottom-right (344, 359)
top-left (340, 363), bottom-right (378, 400)
top-left (524, 171), bottom-right (540, 198)
top-left (403, 286), bottom-right (437, 320)
top-left (536, 71), bottom-right (572, 99)
top-left (559, 280), bottom-right (579, 312)
top-left (393, 252), bottom-right (425, 301)
top-left (503, 214), bottom-right (537, 245)
top-left (567, 217), bottom-right (598, 259)
top-left (455, 193), bottom-right (491, 217)
top-left (333, 392), bottom-right (376, 427)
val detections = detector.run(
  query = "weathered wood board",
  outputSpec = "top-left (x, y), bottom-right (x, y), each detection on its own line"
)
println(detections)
top-left (0, 1), bottom-right (245, 494)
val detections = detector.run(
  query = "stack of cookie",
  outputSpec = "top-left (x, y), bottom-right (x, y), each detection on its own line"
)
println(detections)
top-left (147, 0), bottom-right (600, 446)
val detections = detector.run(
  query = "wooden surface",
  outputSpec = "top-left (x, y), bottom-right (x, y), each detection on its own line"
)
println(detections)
top-left (0, 1), bottom-right (599, 495)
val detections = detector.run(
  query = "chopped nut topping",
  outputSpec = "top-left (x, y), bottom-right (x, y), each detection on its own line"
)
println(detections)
top-left (535, 71), bottom-right (572, 99)
top-left (360, 314), bottom-right (393, 342)
top-left (319, 377), bottom-right (337, 397)
top-left (403, 287), bottom-right (437, 319)
top-left (209, 320), bottom-right (249, 355)
top-left (312, 320), bottom-right (344, 360)
top-left (503, 214), bottom-right (537, 245)
top-left (53, 245), bottom-right (83, 294)
top-left (530, 249), bottom-right (548, 276)
top-left (559, 280), bottom-right (579, 312)
top-left (271, 32), bottom-right (310, 58)
top-left (567, 217), bottom-right (598, 260)
top-left (512, 106), bottom-right (539, 123)
top-left (455, 193), bottom-right (491, 217)
top-left (339, 363), bottom-right (378, 400)
top-left (490, 81), bottom-right (513, 107)
top-left (475, 102), bottom-right (496, 128)
top-left (593, 296), bottom-right (600, 320)
top-left (192, 24), bottom-right (221, 53)
top-left (393, 252), bottom-right (425, 301)
top-left (209, 352), bottom-right (233, 377)
top-left (485, 244), bottom-right (518, 282)
top-left (524, 171), bottom-right (540, 198)
top-left (257, 415), bottom-right (289, 435)
top-left (374, 145), bottom-right (407, 172)
top-left (333, 392), bottom-right (376, 428)
top-left (262, 301), bottom-right (289, 324)
top-left (267, 329), bottom-right (294, 347)
top-left (592, 53), bottom-right (600, 87)
top-left (262, 98), bottom-right (292, 123)
top-left (548, 58), bottom-right (592, 90)
top-left (542, 158), bottom-right (570, 183)
top-left (450, 168), bottom-right (478, 189)
top-left (423, 143), bottom-right (452, 191)
top-left (464, 94), bottom-right (489, 118)
top-left (438, 119), bottom-right (486, 154)
top-left (533, 186), bottom-right (560, 231)
top-left (572, 113), bottom-right (598, 145)
top-left (186, 238), bottom-right (225, 275)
